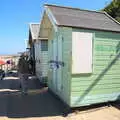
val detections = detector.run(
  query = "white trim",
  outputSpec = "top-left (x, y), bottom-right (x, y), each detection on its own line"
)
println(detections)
top-left (72, 32), bottom-right (93, 74)
top-left (104, 12), bottom-right (120, 26)
top-left (44, 6), bottom-right (58, 25)
top-left (29, 23), bottom-right (40, 40)
top-left (44, 6), bottom-right (58, 32)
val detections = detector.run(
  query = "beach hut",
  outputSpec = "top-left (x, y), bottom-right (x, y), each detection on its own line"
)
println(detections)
top-left (39, 4), bottom-right (120, 107)
top-left (29, 23), bottom-right (49, 84)
top-left (28, 23), bottom-right (40, 74)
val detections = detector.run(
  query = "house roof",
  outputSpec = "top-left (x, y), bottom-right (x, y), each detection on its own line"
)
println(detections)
top-left (45, 4), bottom-right (120, 32)
top-left (29, 23), bottom-right (40, 39)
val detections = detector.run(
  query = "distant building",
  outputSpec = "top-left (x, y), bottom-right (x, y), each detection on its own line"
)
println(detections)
top-left (0, 55), bottom-right (20, 71)
top-left (28, 23), bottom-right (40, 75)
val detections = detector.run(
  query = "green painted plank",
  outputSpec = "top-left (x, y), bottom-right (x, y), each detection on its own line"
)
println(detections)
top-left (93, 66), bottom-right (120, 70)
top-left (71, 88), bottom-right (120, 96)
top-left (95, 33), bottom-right (120, 39)
top-left (95, 38), bottom-right (120, 42)
top-left (71, 28), bottom-right (120, 107)
top-left (93, 58), bottom-right (117, 61)
top-left (93, 65), bottom-right (120, 70)
top-left (95, 41), bottom-right (119, 46)
top-left (72, 80), bottom-right (120, 86)
top-left (94, 61), bottom-right (120, 66)
top-left (93, 70), bottom-right (120, 74)
top-left (94, 53), bottom-right (117, 56)
top-left (72, 77), bottom-right (120, 82)
top-left (94, 52), bottom-right (116, 56)
top-left (72, 74), bottom-right (120, 80)
top-left (57, 27), bottom-right (72, 106)
top-left (71, 92), bottom-right (120, 107)
top-left (93, 55), bottom-right (118, 59)
top-left (94, 68), bottom-right (120, 71)
top-left (71, 83), bottom-right (120, 91)
top-left (93, 61), bottom-right (120, 66)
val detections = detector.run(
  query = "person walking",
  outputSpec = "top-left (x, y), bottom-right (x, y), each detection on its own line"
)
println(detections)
top-left (0, 69), bottom-right (5, 80)
top-left (18, 53), bottom-right (30, 95)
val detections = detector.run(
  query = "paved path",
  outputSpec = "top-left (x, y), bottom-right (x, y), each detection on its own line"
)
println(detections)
top-left (0, 76), bottom-right (120, 120)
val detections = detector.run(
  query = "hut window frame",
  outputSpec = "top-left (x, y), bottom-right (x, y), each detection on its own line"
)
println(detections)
top-left (72, 32), bottom-right (93, 74)
top-left (41, 40), bottom-right (48, 51)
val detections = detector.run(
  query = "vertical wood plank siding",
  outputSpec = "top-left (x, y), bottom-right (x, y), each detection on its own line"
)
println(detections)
top-left (71, 28), bottom-right (120, 107)
top-left (35, 40), bottom-right (48, 83)
top-left (60, 27), bottom-right (72, 105)
top-left (48, 27), bottom-right (72, 105)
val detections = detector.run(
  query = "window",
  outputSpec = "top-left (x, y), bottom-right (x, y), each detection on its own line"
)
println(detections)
top-left (72, 32), bottom-right (93, 74)
top-left (41, 40), bottom-right (48, 51)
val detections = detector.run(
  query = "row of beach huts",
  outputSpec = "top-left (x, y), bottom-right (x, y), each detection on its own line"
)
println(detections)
top-left (27, 4), bottom-right (120, 107)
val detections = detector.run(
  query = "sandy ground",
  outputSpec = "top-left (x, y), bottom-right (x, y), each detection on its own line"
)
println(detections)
top-left (0, 76), bottom-right (120, 120)
top-left (1, 106), bottom-right (120, 120)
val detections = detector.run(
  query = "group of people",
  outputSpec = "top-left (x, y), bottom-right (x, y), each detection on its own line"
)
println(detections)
top-left (17, 53), bottom-right (34, 95)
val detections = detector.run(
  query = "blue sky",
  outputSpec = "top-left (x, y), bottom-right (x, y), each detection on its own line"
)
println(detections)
top-left (0, 0), bottom-right (112, 55)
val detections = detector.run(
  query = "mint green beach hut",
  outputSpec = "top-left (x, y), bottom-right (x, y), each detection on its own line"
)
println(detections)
top-left (38, 4), bottom-right (120, 107)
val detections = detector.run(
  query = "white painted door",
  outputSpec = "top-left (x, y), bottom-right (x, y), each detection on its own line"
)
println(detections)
top-left (57, 35), bottom-right (63, 92)
top-left (72, 32), bottom-right (93, 74)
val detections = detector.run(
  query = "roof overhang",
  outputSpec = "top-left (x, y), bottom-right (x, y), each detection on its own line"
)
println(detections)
top-left (37, 5), bottom-right (58, 39)
top-left (44, 5), bottom-right (58, 32)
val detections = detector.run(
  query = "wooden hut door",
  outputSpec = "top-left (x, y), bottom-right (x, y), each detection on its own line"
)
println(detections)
top-left (57, 35), bottom-right (63, 92)
top-left (53, 39), bottom-right (57, 90)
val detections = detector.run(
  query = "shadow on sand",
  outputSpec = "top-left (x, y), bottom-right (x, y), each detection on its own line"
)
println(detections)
top-left (0, 74), bottom-right (120, 118)
top-left (0, 77), bottom-right (68, 118)
top-left (7, 89), bottom-right (68, 118)
top-left (111, 96), bottom-right (120, 110)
